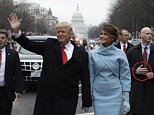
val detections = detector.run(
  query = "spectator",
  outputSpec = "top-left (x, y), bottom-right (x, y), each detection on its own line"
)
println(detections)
top-left (115, 29), bottom-right (134, 53)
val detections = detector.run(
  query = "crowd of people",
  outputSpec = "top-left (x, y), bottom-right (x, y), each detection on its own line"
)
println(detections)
top-left (0, 12), bottom-right (154, 115)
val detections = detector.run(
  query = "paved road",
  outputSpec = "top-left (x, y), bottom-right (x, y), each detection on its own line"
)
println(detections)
top-left (12, 86), bottom-right (94, 115)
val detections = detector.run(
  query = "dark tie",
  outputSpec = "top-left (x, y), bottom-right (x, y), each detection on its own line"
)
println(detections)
top-left (143, 46), bottom-right (147, 62)
top-left (0, 49), bottom-right (2, 64)
top-left (123, 44), bottom-right (127, 53)
top-left (61, 46), bottom-right (68, 64)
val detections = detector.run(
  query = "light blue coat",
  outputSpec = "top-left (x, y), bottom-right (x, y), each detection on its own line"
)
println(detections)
top-left (89, 44), bottom-right (131, 115)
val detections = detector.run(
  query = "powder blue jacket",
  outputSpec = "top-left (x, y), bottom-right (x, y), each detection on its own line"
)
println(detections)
top-left (89, 44), bottom-right (131, 115)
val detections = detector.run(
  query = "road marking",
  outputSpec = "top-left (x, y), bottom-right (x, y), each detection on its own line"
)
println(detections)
top-left (78, 94), bottom-right (82, 96)
top-left (76, 112), bottom-right (94, 115)
top-left (78, 84), bottom-right (82, 96)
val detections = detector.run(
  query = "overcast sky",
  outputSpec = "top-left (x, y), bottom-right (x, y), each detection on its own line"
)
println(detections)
top-left (19, 0), bottom-right (116, 26)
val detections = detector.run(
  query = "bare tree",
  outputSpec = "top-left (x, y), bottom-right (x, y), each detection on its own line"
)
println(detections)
top-left (14, 2), bottom-right (35, 32)
top-left (109, 0), bottom-right (154, 37)
top-left (0, 0), bottom-right (14, 29)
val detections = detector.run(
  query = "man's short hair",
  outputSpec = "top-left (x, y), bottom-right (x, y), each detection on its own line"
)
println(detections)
top-left (56, 22), bottom-right (73, 32)
top-left (0, 29), bottom-right (8, 38)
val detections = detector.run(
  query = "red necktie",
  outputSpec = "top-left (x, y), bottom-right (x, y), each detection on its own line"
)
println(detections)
top-left (123, 44), bottom-right (127, 53)
top-left (143, 46), bottom-right (147, 63)
top-left (61, 46), bottom-right (68, 64)
top-left (0, 49), bottom-right (2, 64)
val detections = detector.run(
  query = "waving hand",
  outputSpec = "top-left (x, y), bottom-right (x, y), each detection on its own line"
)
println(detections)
top-left (8, 13), bottom-right (22, 33)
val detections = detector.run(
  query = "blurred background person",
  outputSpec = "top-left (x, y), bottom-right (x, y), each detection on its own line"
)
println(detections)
top-left (93, 38), bottom-right (101, 49)
top-left (11, 41), bottom-right (17, 50)
top-left (115, 29), bottom-right (134, 53)
top-left (82, 39), bottom-right (89, 51)
top-left (73, 37), bottom-right (85, 51)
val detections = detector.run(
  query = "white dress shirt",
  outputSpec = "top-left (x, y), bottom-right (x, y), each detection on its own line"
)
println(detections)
top-left (0, 47), bottom-right (6, 86)
top-left (120, 42), bottom-right (128, 49)
top-left (62, 42), bottom-right (74, 60)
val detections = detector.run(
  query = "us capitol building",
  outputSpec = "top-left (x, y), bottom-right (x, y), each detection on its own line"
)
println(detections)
top-left (71, 5), bottom-right (88, 41)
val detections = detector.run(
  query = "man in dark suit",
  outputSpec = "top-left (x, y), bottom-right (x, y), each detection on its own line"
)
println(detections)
top-left (8, 13), bottom-right (92, 115)
top-left (0, 29), bottom-right (24, 115)
top-left (115, 29), bottom-right (134, 53)
top-left (127, 27), bottom-right (154, 115)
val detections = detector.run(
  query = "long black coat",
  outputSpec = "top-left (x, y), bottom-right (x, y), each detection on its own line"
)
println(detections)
top-left (127, 43), bottom-right (154, 115)
top-left (14, 34), bottom-right (92, 115)
top-left (4, 48), bottom-right (24, 102)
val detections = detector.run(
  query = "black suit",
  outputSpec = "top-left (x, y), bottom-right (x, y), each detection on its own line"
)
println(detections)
top-left (14, 34), bottom-right (92, 115)
top-left (127, 44), bottom-right (154, 115)
top-left (77, 45), bottom-right (86, 51)
top-left (0, 48), bottom-right (24, 115)
top-left (115, 42), bottom-right (134, 53)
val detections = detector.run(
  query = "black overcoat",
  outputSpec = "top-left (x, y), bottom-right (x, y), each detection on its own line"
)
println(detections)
top-left (14, 34), bottom-right (92, 115)
top-left (127, 43), bottom-right (154, 115)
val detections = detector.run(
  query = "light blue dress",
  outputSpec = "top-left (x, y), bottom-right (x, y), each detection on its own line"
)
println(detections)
top-left (89, 44), bottom-right (131, 115)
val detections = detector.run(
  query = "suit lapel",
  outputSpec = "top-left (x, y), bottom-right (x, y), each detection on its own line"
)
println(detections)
top-left (66, 42), bottom-right (81, 65)
top-left (127, 43), bottom-right (131, 50)
top-left (51, 40), bottom-right (82, 65)
top-left (117, 42), bottom-right (121, 49)
top-left (148, 44), bottom-right (154, 62)
top-left (150, 44), bottom-right (154, 52)
top-left (136, 44), bottom-right (143, 61)
top-left (126, 43), bottom-right (130, 52)
top-left (71, 45), bottom-right (79, 60)
top-left (51, 41), bottom-right (63, 65)
top-left (5, 48), bottom-right (11, 82)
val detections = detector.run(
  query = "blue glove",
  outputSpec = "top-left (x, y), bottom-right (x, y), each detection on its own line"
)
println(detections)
top-left (81, 106), bottom-right (89, 112)
top-left (122, 92), bottom-right (130, 115)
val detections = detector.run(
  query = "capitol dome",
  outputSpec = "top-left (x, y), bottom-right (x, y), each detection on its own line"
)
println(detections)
top-left (71, 5), bottom-right (84, 25)
top-left (71, 4), bottom-right (88, 39)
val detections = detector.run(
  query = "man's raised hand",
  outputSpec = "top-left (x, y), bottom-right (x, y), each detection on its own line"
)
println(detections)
top-left (8, 13), bottom-right (22, 33)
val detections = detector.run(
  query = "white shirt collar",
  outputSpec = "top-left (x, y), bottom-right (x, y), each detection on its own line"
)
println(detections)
top-left (141, 43), bottom-right (150, 49)
top-left (62, 41), bottom-right (74, 60)
top-left (120, 42), bottom-right (128, 48)
top-left (64, 41), bottom-right (73, 51)
top-left (1, 47), bottom-right (6, 53)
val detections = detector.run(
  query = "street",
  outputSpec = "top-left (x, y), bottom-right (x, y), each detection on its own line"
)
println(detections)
top-left (12, 86), bottom-right (94, 115)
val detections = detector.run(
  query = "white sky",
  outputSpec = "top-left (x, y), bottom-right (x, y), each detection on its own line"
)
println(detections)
top-left (19, 0), bottom-right (116, 26)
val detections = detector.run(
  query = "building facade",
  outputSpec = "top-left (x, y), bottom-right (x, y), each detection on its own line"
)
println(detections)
top-left (14, 1), bottom-right (58, 34)
top-left (71, 5), bottom-right (88, 40)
